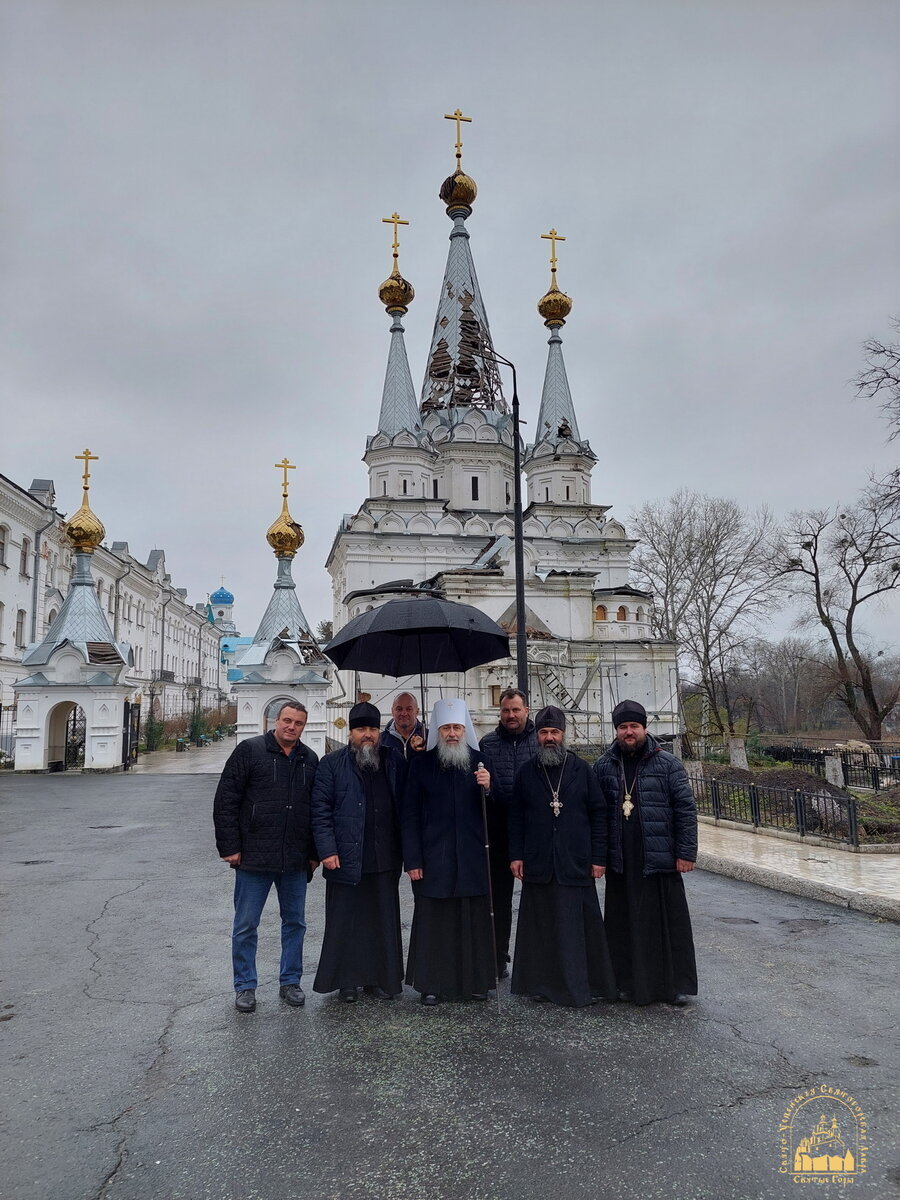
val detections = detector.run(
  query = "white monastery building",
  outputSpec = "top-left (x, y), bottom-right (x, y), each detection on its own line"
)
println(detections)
top-left (326, 128), bottom-right (678, 741)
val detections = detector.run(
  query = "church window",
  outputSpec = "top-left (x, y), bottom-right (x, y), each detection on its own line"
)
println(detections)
top-left (566, 486), bottom-right (570, 500)
top-left (433, 479), bottom-right (439, 499)
top-left (0, 602), bottom-right (4, 641)
top-left (471, 476), bottom-right (479, 501)
top-left (616, 606), bottom-right (627, 621)
top-left (490, 685), bottom-right (503, 706)
top-left (0, 525), bottom-right (7, 566)
top-left (402, 478), bottom-right (408, 495)
top-left (46, 608), bottom-right (58, 632)
top-left (594, 605), bottom-right (607, 621)
top-left (544, 488), bottom-right (549, 502)
top-left (636, 606), bottom-right (645, 622)
top-left (382, 480), bottom-right (387, 495)
top-left (505, 482), bottom-right (511, 506)
top-left (15, 608), bottom-right (26, 647)
top-left (20, 537), bottom-right (31, 577)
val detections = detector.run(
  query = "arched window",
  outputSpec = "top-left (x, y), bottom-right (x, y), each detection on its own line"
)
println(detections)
top-left (15, 608), bottom-right (26, 647)
top-left (594, 604), bottom-right (607, 621)
top-left (46, 608), bottom-right (58, 632)
top-left (0, 525), bottom-right (8, 566)
top-left (616, 606), bottom-right (627, 622)
top-left (636, 606), bottom-right (645, 622)
top-left (20, 536), bottom-right (31, 576)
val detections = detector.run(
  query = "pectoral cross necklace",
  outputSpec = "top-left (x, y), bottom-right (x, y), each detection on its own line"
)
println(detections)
top-left (541, 757), bottom-right (568, 817)
top-left (623, 765), bottom-right (637, 819)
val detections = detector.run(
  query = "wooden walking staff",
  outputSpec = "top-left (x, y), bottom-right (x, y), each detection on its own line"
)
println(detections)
top-left (477, 761), bottom-right (502, 1015)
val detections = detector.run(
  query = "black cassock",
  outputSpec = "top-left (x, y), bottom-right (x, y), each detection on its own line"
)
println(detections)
top-left (603, 756), bottom-right (698, 1005)
top-left (401, 748), bottom-right (495, 1000)
top-left (509, 751), bottom-right (617, 1007)
top-left (313, 767), bottom-right (403, 996)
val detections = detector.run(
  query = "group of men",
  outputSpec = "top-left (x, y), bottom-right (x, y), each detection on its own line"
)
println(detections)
top-left (213, 689), bottom-right (698, 1012)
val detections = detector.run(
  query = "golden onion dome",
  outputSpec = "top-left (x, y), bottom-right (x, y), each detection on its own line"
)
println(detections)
top-left (266, 499), bottom-right (305, 558)
top-left (65, 494), bottom-right (106, 553)
top-left (378, 268), bottom-right (415, 313)
top-left (538, 285), bottom-right (573, 327)
top-left (439, 169), bottom-right (477, 210)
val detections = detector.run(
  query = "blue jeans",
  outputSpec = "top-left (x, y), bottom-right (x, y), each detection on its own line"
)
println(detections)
top-left (232, 868), bottom-right (308, 991)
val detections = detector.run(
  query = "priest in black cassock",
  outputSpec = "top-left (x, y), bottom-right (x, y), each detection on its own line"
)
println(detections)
top-left (508, 706), bottom-right (617, 1007)
top-left (311, 702), bottom-right (405, 1002)
top-left (593, 700), bottom-right (698, 1007)
top-left (401, 697), bottom-right (496, 1006)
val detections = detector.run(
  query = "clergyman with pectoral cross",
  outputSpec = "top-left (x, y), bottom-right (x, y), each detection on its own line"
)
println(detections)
top-left (508, 706), bottom-right (617, 1007)
top-left (593, 700), bottom-right (698, 1008)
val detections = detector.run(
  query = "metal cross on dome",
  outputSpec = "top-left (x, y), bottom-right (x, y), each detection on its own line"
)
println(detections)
top-left (275, 457), bottom-right (296, 498)
top-left (75, 447), bottom-right (99, 491)
top-left (444, 108), bottom-right (472, 165)
top-left (541, 228), bottom-right (566, 281)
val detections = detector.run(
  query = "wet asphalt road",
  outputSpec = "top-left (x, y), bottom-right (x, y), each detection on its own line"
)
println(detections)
top-left (0, 772), bottom-right (897, 1200)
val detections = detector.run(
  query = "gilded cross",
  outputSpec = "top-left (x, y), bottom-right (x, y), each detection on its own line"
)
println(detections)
top-left (275, 457), bottom-right (296, 498)
top-left (75, 448), bottom-right (99, 490)
top-left (541, 228), bottom-right (566, 279)
top-left (444, 108), bottom-right (472, 164)
top-left (382, 212), bottom-right (409, 265)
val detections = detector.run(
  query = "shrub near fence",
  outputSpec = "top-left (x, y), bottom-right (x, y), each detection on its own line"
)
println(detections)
top-left (688, 773), bottom-right (860, 846)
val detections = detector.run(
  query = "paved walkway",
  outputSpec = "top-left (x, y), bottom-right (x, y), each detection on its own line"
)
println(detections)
top-left (129, 737), bottom-right (237, 775)
top-left (698, 820), bottom-right (900, 920)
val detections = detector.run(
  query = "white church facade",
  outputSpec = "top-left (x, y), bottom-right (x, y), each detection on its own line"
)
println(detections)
top-left (326, 138), bottom-right (677, 743)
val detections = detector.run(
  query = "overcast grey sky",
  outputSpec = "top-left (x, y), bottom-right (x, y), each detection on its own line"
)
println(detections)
top-left (2, 0), bottom-right (898, 642)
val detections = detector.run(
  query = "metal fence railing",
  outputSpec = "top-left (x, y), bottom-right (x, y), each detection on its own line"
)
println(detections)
top-left (688, 773), bottom-right (860, 846)
top-left (694, 739), bottom-right (900, 792)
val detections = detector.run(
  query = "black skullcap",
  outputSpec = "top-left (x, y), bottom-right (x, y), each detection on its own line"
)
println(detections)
top-left (349, 701), bottom-right (381, 730)
top-left (535, 705), bottom-right (566, 732)
top-left (612, 700), bottom-right (647, 728)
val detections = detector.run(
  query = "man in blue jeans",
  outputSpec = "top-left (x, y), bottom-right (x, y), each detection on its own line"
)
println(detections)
top-left (213, 701), bottom-right (319, 1012)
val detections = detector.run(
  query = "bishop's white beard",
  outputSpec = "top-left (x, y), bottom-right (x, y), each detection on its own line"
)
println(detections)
top-left (536, 743), bottom-right (566, 768)
top-left (436, 739), bottom-right (471, 771)
top-left (351, 742), bottom-right (381, 772)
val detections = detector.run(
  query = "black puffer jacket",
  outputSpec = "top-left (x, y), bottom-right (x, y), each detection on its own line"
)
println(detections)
top-left (593, 734), bottom-right (697, 875)
top-left (479, 719), bottom-right (538, 805)
top-left (213, 732), bottom-right (319, 872)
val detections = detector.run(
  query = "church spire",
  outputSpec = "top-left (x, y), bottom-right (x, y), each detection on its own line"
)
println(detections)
top-left (376, 213), bottom-right (420, 437)
top-left (253, 459), bottom-right (315, 644)
top-left (421, 110), bottom-right (506, 415)
top-left (532, 230), bottom-right (584, 446)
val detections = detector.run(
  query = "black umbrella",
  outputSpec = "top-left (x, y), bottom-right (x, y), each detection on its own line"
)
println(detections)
top-left (323, 596), bottom-right (510, 679)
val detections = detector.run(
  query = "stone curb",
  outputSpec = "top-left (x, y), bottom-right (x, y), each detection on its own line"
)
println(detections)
top-left (696, 851), bottom-right (900, 923)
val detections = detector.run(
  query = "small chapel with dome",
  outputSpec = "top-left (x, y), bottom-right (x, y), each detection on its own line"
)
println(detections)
top-left (326, 114), bottom-right (677, 740)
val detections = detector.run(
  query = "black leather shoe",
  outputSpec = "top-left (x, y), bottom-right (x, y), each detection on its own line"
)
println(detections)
top-left (339, 987), bottom-right (358, 1003)
top-left (279, 984), bottom-right (305, 1007)
top-left (531, 994), bottom-right (547, 1003)
top-left (670, 993), bottom-right (690, 1007)
top-left (618, 990), bottom-right (633, 1003)
top-left (235, 989), bottom-right (256, 1013)
top-left (420, 993), bottom-right (440, 1006)
top-left (470, 992), bottom-right (488, 1001)
top-left (369, 987), bottom-right (393, 1000)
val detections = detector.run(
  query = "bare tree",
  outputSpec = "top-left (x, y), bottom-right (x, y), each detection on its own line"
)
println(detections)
top-left (737, 637), bottom-right (834, 733)
top-left (855, 317), bottom-right (900, 440)
top-left (631, 490), bottom-right (778, 734)
top-left (776, 484), bottom-right (900, 741)
top-left (315, 619), bottom-right (333, 644)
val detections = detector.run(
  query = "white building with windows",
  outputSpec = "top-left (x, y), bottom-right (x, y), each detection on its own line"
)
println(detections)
top-left (0, 468), bottom-right (230, 766)
top-left (326, 150), bottom-right (678, 741)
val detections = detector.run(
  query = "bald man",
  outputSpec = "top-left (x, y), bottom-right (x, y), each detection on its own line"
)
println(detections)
top-left (381, 692), bottom-right (427, 759)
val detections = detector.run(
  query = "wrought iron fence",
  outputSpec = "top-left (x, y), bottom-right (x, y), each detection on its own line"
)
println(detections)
top-left (688, 773), bottom-right (860, 846)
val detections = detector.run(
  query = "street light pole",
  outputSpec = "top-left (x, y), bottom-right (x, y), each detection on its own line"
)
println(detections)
top-left (485, 350), bottom-right (528, 696)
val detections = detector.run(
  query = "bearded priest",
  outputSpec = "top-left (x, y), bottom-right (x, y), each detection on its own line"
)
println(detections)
top-left (401, 698), bottom-right (497, 1006)
top-left (508, 706), bottom-right (617, 1007)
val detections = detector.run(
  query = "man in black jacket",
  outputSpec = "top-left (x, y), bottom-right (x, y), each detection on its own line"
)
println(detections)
top-left (213, 701), bottom-right (319, 1012)
top-left (508, 706), bottom-right (617, 1007)
top-left (479, 688), bottom-right (537, 977)
top-left (593, 699), bottom-right (698, 1007)
top-left (311, 702), bottom-right (405, 1003)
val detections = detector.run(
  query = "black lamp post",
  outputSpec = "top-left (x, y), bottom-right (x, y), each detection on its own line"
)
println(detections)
top-left (484, 350), bottom-right (528, 696)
